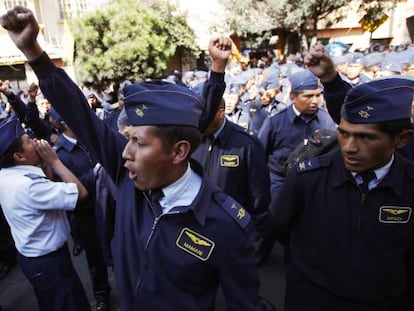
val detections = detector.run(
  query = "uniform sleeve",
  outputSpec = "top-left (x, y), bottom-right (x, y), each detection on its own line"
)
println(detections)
top-left (219, 222), bottom-right (263, 311)
top-left (268, 168), bottom-right (305, 243)
top-left (5, 93), bottom-right (26, 123)
top-left (199, 71), bottom-right (226, 133)
top-left (246, 137), bottom-right (270, 232)
top-left (29, 52), bottom-right (127, 182)
top-left (257, 117), bottom-right (273, 162)
top-left (25, 100), bottom-right (53, 140)
top-left (27, 178), bottom-right (78, 211)
top-left (322, 73), bottom-right (352, 124)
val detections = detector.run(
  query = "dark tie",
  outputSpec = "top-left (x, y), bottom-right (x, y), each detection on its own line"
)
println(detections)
top-left (207, 135), bottom-right (215, 152)
top-left (149, 188), bottom-right (164, 217)
top-left (300, 114), bottom-right (314, 124)
top-left (358, 171), bottom-right (376, 193)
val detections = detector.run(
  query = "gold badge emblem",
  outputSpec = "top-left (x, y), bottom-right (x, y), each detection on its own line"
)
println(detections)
top-left (176, 228), bottom-right (215, 261)
top-left (358, 110), bottom-right (370, 119)
top-left (379, 206), bottom-right (411, 223)
top-left (358, 105), bottom-right (374, 119)
top-left (298, 161), bottom-right (306, 170)
top-left (220, 155), bottom-right (239, 167)
top-left (135, 104), bottom-right (147, 118)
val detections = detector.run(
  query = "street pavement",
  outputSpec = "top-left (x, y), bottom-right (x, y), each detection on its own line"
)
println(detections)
top-left (0, 241), bottom-right (286, 311)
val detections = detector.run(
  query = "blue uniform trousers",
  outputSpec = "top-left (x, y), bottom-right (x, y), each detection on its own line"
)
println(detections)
top-left (19, 243), bottom-right (91, 311)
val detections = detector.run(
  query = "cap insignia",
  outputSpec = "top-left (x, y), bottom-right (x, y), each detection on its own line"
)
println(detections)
top-left (135, 104), bottom-right (148, 118)
top-left (237, 207), bottom-right (246, 220)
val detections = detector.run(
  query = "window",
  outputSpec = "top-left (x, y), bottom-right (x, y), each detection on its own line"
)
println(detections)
top-left (3, 0), bottom-right (28, 10)
top-left (59, 0), bottom-right (89, 19)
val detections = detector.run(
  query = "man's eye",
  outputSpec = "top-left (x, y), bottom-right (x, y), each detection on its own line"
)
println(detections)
top-left (337, 129), bottom-right (348, 138)
top-left (360, 134), bottom-right (375, 141)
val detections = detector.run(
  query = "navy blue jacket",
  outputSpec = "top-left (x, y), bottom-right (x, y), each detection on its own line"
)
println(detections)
top-left (258, 104), bottom-right (337, 177)
top-left (30, 53), bottom-right (262, 311)
top-left (192, 120), bottom-right (270, 231)
top-left (271, 150), bottom-right (414, 302)
top-left (53, 135), bottom-right (96, 211)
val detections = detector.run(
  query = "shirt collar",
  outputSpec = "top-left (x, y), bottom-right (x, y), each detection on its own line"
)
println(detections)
top-left (62, 133), bottom-right (77, 145)
top-left (54, 134), bottom-right (76, 152)
top-left (11, 165), bottom-right (45, 176)
top-left (160, 163), bottom-right (202, 216)
top-left (292, 104), bottom-right (301, 116)
top-left (290, 103), bottom-right (318, 123)
top-left (212, 118), bottom-right (226, 140)
top-left (351, 154), bottom-right (394, 185)
top-left (333, 152), bottom-right (405, 196)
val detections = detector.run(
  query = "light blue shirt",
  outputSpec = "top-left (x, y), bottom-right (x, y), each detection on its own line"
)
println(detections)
top-left (159, 163), bottom-right (202, 214)
top-left (352, 154), bottom-right (394, 191)
top-left (0, 165), bottom-right (78, 257)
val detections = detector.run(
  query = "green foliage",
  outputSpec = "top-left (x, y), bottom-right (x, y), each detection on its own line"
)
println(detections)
top-left (220, 0), bottom-right (347, 36)
top-left (70, 0), bottom-right (198, 87)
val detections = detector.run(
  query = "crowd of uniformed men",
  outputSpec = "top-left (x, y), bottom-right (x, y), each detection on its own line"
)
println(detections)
top-left (1, 5), bottom-right (414, 311)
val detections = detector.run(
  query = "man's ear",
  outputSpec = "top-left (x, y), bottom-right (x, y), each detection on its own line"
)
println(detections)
top-left (396, 129), bottom-right (414, 149)
top-left (171, 140), bottom-right (191, 164)
top-left (218, 107), bottom-right (225, 119)
top-left (12, 151), bottom-right (26, 164)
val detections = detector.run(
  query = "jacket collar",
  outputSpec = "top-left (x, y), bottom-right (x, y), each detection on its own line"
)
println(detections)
top-left (331, 150), bottom-right (408, 196)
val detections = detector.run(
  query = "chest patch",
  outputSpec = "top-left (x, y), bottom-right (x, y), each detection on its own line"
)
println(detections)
top-left (379, 206), bottom-right (412, 224)
top-left (220, 155), bottom-right (239, 167)
top-left (176, 228), bottom-right (215, 261)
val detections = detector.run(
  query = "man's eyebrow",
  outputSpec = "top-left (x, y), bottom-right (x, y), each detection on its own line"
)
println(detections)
top-left (337, 127), bottom-right (377, 137)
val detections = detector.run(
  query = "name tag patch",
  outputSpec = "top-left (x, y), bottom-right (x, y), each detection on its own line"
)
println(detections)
top-left (379, 206), bottom-right (411, 223)
top-left (176, 228), bottom-right (215, 261)
top-left (220, 155), bottom-right (239, 167)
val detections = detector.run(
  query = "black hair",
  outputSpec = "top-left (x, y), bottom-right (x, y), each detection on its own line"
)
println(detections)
top-left (151, 125), bottom-right (202, 158)
top-left (0, 137), bottom-right (23, 168)
top-left (378, 119), bottom-right (413, 139)
top-left (218, 98), bottom-right (225, 110)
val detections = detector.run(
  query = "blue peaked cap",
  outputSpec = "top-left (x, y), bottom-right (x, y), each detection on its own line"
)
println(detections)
top-left (123, 81), bottom-right (205, 128)
top-left (0, 116), bottom-right (25, 157)
top-left (290, 69), bottom-right (319, 91)
top-left (341, 77), bottom-right (414, 123)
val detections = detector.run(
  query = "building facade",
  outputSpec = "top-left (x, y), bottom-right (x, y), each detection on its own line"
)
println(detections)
top-left (1, 0), bottom-right (414, 88)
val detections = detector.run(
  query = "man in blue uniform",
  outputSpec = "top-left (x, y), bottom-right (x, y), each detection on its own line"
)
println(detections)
top-left (270, 77), bottom-right (414, 311)
top-left (0, 116), bottom-right (91, 311)
top-left (49, 108), bottom-right (111, 311)
top-left (192, 99), bottom-right (270, 234)
top-left (222, 82), bottom-right (252, 130)
top-left (256, 69), bottom-right (337, 265)
top-left (305, 41), bottom-right (414, 311)
top-left (248, 71), bottom-right (284, 135)
top-left (258, 69), bottom-right (337, 194)
top-left (0, 7), bottom-right (263, 310)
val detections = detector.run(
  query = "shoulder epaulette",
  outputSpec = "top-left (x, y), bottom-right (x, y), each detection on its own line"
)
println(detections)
top-left (217, 192), bottom-right (251, 229)
top-left (24, 173), bottom-right (47, 180)
top-left (243, 128), bottom-right (255, 136)
top-left (295, 156), bottom-right (329, 173)
top-left (231, 123), bottom-right (253, 136)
